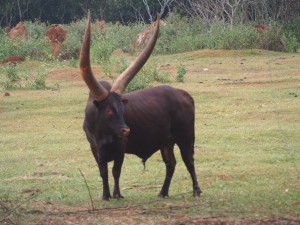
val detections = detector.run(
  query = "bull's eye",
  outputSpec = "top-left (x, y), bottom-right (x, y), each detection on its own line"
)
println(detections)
top-left (105, 107), bottom-right (114, 118)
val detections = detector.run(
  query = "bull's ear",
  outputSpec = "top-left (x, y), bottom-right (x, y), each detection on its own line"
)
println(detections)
top-left (122, 99), bottom-right (128, 105)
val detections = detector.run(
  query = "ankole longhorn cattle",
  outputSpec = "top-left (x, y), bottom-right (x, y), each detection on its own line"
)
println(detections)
top-left (80, 13), bottom-right (201, 200)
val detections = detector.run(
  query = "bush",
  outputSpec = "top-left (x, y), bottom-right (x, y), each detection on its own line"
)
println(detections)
top-left (201, 21), bottom-right (258, 50)
top-left (176, 64), bottom-right (187, 83)
top-left (1, 13), bottom-right (299, 63)
top-left (257, 23), bottom-right (284, 51)
top-left (29, 72), bottom-right (47, 89)
top-left (5, 65), bottom-right (20, 82)
top-left (61, 20), bottom-right (86, 59)
top-left (282, 18), bottom-right (300, 52)
top-left (0, 63), bottom-right (49, 90)
top-left (155, 13), bottom-right (207, 54)
top-left (0, 34), bottom-right (19, 61)
top-left (24, 20), bottom-right (48, 39)
top-left (1, 64), bottom-right (21, 89)
top-left (282, 32), bottom-right (299, 52)
top-left (125, 62), bottom-right (169, 92)
top-left (17, 37), bottom-right (53, 60)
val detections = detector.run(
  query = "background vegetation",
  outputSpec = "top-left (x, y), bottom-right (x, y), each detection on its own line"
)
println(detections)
top-left (1, 1), bottom-right (300, 67)
top-left (1, 12), bottom-right (300, 63)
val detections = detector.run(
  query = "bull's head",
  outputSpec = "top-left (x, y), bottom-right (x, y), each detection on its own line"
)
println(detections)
top-left (80, 12), bottom-right (159, 138)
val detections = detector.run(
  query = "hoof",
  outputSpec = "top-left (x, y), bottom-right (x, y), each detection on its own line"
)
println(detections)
top-left (102, 197), bottom-right (110, 201)
top-left (193, 188), bottom-right (202, 198)
top-left (158, 193), bottom-right (169, 198)
top-left (113, 194), bottom-right (124, 200)
top-left (102, 194), bottom-right (112, 201)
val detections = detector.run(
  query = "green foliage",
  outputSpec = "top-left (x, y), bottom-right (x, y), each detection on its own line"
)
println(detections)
top-left (155, 13), bottom-right (207, 54)
top-left (115, 57), bottom-right (130, 74)
top-left (125, 62), bottom-right (169, 92)
top-left (283, 17), bottom-right (300, 43)
top-left (61, 20), bottom-right (86, 59)
top-left (282, 32), bottom-right (299, 52)
top-left (0, 34), bottom-right (19, 61)
top-left (24, 20), bottom-right (48, 39)
top-left (69, 57), bottom-right (78, 68)
top-left (27, 71), bottom-right (47, 90)
top-left (257, 23), bottom-right (284, 51)
top-left (176, 64), bottom-right (187, 83)
top-left (154, 72), bottom-right (170, 83)
top-left (0, 21), bottom-right (52, 61)
top-left (0, 64), bottom-right (20, 89)
top-left (1, 13), bottom-right (299, 65)
top-left (17, 37), bottom-right (53, 60)
top-left (201, 21), bottom-right (258, 50)
top-left (5, 65), bottom-right (20, 82)
top-left (125, 65), bottom-right (153, 93)
top-left (282, 18), bottom-right (300, 52)
top-left (0, 63), bottom-right (49, 90)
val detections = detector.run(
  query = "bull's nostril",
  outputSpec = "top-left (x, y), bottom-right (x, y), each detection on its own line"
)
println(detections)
top-left (121, 128), bottom-right (130, 137)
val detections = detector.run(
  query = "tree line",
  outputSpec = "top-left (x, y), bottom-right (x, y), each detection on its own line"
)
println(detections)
top-left (1, 0), bottom-right (300, 27)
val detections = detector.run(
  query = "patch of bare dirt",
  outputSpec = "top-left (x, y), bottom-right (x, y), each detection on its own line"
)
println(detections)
top-left (2, 194), bottom-right (299, 225)
top-left (1, 197), bottom-right (299, 225)
top-left (27, 207), bottom-right (300, 225)
top-left (47, 67), bottom-right (105, 82)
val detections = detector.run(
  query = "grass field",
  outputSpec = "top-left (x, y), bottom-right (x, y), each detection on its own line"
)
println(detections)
top-left (0, 49), bottom-right (299, 224)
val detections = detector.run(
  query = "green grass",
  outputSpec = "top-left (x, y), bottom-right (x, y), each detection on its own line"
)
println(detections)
top-left (0, 49), bottom-right (299, 224)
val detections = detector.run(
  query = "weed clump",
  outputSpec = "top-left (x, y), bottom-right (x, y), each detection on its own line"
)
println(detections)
top-left (176, 64), bottom-right (187, 83)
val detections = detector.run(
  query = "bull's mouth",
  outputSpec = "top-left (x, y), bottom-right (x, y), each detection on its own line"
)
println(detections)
top-left (118, 133), bottom-right (129, 139)
top-left (114, 132), bottom-right (130, 140)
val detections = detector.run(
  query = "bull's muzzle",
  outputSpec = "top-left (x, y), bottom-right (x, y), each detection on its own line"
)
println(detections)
top-left (120, 127), bottom-right (130, 137)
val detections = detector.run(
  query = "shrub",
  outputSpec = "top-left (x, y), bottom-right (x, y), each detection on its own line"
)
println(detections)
top-left (0, 34), bottom-right (19, 61)
top-left (24, 20), bottom-right (48, 39)
top-left (0, 63), bottom-right (49, 90)
top-left (5, 65), bottom-right (20, 82)
top-left (201, 21), bottom-right (258, 50)
top-left (0, 64), bottom-right (21, 89)
top-left (17, 37), bottom-right (53, 60)
top-left (124, 62), bottom-right (169, 92)
top-left (31, 72), bottom-right (47, 89)
top-left (176, 64), bottom-right (187, 83)
top-left (154, 72), bottom-right (170, 83)
top-left (282, 18), bottom-right (300, 52)
top-left (61, 20), bottom-right (86, 59)
top-left (282, 32), bottom-right (299, 52)
top-left (257, 23), bottom-right (284, 51)
top-left (155, 12), bottom-right (207, 54)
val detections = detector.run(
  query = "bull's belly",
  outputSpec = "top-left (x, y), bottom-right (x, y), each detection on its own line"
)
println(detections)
top-left (125, 137), bottom-right (163, 161)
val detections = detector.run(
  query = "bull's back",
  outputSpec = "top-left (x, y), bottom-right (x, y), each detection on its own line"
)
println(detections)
top-left (123, 85), bottom-right (194, 159)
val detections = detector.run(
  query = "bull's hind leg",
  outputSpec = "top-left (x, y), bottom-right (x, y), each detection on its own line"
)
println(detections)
top-left (158, 142), bottom-right (176, 198)
top-left (177, 141), bottom-right (201, 197)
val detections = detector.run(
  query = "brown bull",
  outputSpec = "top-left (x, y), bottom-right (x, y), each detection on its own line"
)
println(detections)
top-left (80, 13), bottom-right (201, 200)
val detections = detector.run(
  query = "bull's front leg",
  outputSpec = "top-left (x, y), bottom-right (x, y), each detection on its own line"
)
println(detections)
top-left (112, 154), bottom-right (124, 199)
top-left (99, 160), bottom-right (111, 201)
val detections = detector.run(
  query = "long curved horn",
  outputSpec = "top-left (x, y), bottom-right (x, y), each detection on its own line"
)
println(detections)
top-left (80, 12), bottom-right (108, 101)
top-left (111, 14), bottom-right (160, 95)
